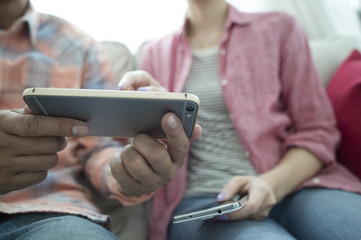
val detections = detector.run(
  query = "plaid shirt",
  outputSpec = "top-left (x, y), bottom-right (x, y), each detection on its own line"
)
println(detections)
top-left (0, 4), bottom-right (150, 227)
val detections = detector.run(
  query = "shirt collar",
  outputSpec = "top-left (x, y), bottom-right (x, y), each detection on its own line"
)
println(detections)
top-left (3, 2), bottom-right (40, 46)
top-left (21, 3), bottom-right (40, 46)
top-left (178, 4), bottom-right (251, 49)
top-left (225, 5), bottom-right (251, 29)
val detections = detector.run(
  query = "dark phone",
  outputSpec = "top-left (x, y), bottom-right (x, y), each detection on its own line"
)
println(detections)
top-left (23, 88), bottom-right (199, 138)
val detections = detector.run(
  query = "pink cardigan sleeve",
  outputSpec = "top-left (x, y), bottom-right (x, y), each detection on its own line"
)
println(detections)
top-left (140, 41), bottom-right (157, 79)
top-left (279, 15), bottom-right (340, 170)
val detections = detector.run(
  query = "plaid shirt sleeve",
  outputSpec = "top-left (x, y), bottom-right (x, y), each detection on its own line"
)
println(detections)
top-left (0, 5), bottom-right (150, 222)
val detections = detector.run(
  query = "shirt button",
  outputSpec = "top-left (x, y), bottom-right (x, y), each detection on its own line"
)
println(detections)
top-left (312, 178), bottom-right (321, 184)
top-left (244, 151), bottom-right (250, 158)
top-left (221, 79), bottom-right (228, 86)
top-left (220, 49), bottom-right (226, 55)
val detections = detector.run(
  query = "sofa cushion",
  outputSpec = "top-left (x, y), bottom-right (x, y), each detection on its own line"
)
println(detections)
top-left (327, 50), bottom-right (361, 179)
top-left (101, 41), bottom-right (135, 81)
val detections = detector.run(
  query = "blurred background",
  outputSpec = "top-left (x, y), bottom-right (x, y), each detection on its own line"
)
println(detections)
top-left (31, 0), bottom-right (361, 53)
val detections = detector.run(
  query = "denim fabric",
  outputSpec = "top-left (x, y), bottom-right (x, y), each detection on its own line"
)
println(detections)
top-left (169, 188), bottom-right (361, 240)
top-left (271, 187), bottom-right (361, 240)
top-left (0, 213), bottom-right (118, 240)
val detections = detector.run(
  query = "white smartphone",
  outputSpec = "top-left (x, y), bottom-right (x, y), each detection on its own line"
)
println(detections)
top-left (172, 195), bottom-right (248, 224)
top-left (22, 88), bottom-right (199, 138)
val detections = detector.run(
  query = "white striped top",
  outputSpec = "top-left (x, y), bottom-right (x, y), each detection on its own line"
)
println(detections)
top-left (183, 46), bottom-right (257, 197)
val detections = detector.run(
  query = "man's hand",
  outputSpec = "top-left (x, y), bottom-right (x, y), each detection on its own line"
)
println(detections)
top-left (112, 70), bottom-right (202, 196)
top-left (0, 107), bottom-right (89, 194)
top-left (110, 113), bottom-right (202, 196)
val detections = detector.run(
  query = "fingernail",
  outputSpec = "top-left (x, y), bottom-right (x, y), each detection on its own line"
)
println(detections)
top-left (137, 87), bottom-right (148, 91)
top-left (215, 215), bottom-right (229, 221)
top-left (72, 125), bottom-right (89, 137)
top-left (167, 115), bottom-right (177, 129)
top-left (117, 83), bottom-right (123, 90)
top-left (217, 193), bottom-right (226, 202)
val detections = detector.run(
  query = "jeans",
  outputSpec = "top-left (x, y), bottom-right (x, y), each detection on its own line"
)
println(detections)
top-left (168, 188), bottom-right (361, 240)
top-left (0, 213), bottom-right (118, 240)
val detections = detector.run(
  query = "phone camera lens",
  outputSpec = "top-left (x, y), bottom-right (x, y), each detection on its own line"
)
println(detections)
top-left (186, 106), bottom-right (194, 112)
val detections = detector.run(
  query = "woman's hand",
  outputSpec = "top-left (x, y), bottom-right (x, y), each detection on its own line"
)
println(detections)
top-left (217, 176), bottom-right (277, 221)
top-left (216, 148), bottom-right (323, 221)
top-left (118, 70), bottom-right (167, 92)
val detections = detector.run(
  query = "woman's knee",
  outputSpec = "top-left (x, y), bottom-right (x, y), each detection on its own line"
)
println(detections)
top-left (274, 188), bottom-right (361, 240)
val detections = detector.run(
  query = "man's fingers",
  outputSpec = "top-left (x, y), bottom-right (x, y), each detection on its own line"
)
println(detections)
top-left (161, 113), bottom-right (189, 168)
top-left (110, 151), bottom-right (146, 196)
top-left (132, 134), bottom-right (173, 177)
top-left (118, 70), bottom-right (162, 90)
top-left (1, 171), bottom-right (48, 194)
top-left (119, 143), bottom-right (166, 188)
top-left (189, 124), bottom-right (202, 142)
top-left (23, 106), bottom-right (33, 114)
top-left (12, 154), bottom-right (59, 173)
top-left (1, 110), bottom-right (89, 137)
top-left (111, 113), bottom-right (192, 197)
top-left (4, 135), bottom-right (67, 155)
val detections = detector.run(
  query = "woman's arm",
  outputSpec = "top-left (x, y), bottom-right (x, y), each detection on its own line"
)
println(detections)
top-left (218, 147), bottom-right (323, 221)
top-left (259, 147), bottom-right (323, 202)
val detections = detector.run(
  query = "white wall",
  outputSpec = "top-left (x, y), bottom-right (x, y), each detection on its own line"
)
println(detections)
top-left (248, 0), bottom-right (361, 39)
top-left (31, 0), bottom-right (262, 52)
top-left (31, 0), bottom-right (361, 52)
top-left (31, 0), bottom-right (186, 53)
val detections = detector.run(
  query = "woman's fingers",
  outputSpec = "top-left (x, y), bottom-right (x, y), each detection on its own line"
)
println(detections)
top-left (218, 176), bottom-right (277, 221)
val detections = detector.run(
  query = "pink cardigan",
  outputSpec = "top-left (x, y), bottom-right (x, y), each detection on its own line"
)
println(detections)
top-left (141, 6), bottom-right (361, 240)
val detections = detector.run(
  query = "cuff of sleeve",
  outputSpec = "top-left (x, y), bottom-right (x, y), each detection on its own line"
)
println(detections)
top-left (282, 139), bottom-right (336, 171)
